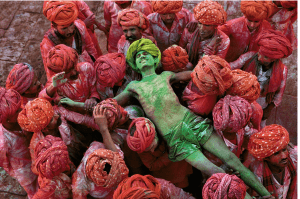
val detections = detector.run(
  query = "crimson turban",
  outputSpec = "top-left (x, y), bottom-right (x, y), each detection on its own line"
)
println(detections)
top-left (162, 45), bottom-right (189, 72)
top-left (46, 44), bottom-right (78, 74)
top-left (203, 173), bottom-right (247, 199)
top-left (115, 1), bottom-right (131, 5)
top-left (113, 174), bottom-right (161, 199)
top-left (117, 9), bottom-right (150, 31)
top-left (213, 95), bottom-right (252, 133)
top-left (86, 148), bottom-right (129, 188)
top-left (226, 69), bottom-right (261, 103)
top-left (182, 81), bottom-right (218, 116)
top-left (34, 135), bottom-right (70, 179)
top-left (256, 29), bottom-right (293, 59)
top-left (95, 53), bottom-right (126, 88)
top-left (127, 117), bottom-right (156, 153)
top-left (280, 1), bottom-right (297, 9)
top-left (43, 1), bottom-right (78, 25)
top-left (193, 0), bottom-right (227, 26)
top-left (152, 0), bottom-right (183, 14)
top-left (248, 124), bottom-right (289, 161)
top-left (6, 63), bottom-right (34, 94)
top-left (17, 98), bottom-right (54, 132)
top-left (240, 0), bottom-right (276, 21)
top-left (191, 55), bottom-right (233, 96)
top-left (0, 87), bottom-right (21, 123)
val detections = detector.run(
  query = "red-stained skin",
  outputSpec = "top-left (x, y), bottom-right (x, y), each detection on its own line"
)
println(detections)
top-left (265, 147), bottom-right (289, 169)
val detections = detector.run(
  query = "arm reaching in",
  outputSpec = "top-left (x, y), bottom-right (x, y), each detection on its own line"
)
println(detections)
top-left (170, 71), bottom-right (192, 84)
top-left (46, 72), bottom-right (67, 97)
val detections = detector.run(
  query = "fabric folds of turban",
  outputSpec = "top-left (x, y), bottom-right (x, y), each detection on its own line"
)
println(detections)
top-left (191, 55), bottom-right (233, 96)
top-left (6, 63), bottom-right (34, 94)
top-left (248, 124), bottom-right (289, 161)
top-left (115, 1), bottom-right (131, 5)
top-left (202, 173), bottom-right (247, 199)
top-left (127, 117), bottom-right (156, 153)
top-left (126, 38), bottom-right (161, 73)
top-left (95, 53), bottom-right (126, 88)
top-left (213, 95), bottom-right (253, 133)
top-left (0, 87), bottom-right (21, 123)
top-left (240, 0), bottom-right (276, 21)
top-left (152, 0), bottom-right (183, 14)
top-left (86, 148), bottom-right (129, 188)
top-left (193, 0), bottom-right (227, 25)
top-left (17, 98), bottom-right (54, 132)
top-left (256, 29), bottom-right (293, 59)
top-left (46, 44), bottom-right (78, 74)
top-left (34, 135), bottom-right (70, 179)
top-left (113, 174), bottom-right (161, 199)
top-left (226, 69), bottom-right (261, 103)
top-left (117, 9), bottom-right (150, 31)
top-left (280, 1), bottom-right (297, 9)
top-left (162, 45), bottom-right (189, 72)
top-left (43, 1), bottom-right (78, 25)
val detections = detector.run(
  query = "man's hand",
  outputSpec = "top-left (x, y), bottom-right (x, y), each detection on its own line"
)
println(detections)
top-left (84, 98), bottom-right (97, 111)
top-left (59, 97), bottom-right (76, 107)
top-left (84, 14), bottom-right (95, 28)
top-left (93, 106), bottom-right (108, 132)
top-left (52, 72), bottom-right (67, 88)
top-left (208, 36), bottom-right (222, 49)
top-left (186, 20), bottom-right (198, 33)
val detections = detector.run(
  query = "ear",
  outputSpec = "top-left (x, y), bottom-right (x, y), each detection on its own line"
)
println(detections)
top-left (154, 56), bottom-right (160, 66)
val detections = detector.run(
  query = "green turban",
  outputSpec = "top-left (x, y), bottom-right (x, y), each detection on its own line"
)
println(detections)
top-left (126, 38), bottom-right (161, 73)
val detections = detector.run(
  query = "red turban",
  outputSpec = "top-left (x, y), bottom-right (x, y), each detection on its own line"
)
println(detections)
top-left (115, 1), bottom-right (131, 5)
top-left (152, 0), bottom-right (183, 14)
top-left (248, 124), bottom-right (289, 161)
top-left (6, 63), bottom-right (35, 94)
top-left (113, 174), bottom-right (161, 199)
top-left (256, 29), bottom-right (293, 59)
top-left (191, 55), bottom-right (233, 96)
top-left (250, 101), bottom-right (263, 131)
top-left (43, 1), bottom-right (78, 25)
top-left (127, 117), bottom-right (156, 153)
top-left (280, 1), bottom-right (297, 9)
top-left (86, 148), bottom-right (129, 188)
top-left (46, 44), bottom-right (78, 74)
top-left (0, 87), bottom-right (21, 123)
top-left (162, 45), bottom-right (189, 72)
top-left (240, 0), bottom-right (276, 21)
top-left (95, 53), bottom-right (126, 88)
top-left (213, 95), bottom-right (252, 133)
top-left (182, 81), bottom-right (218, 116)
top-left (203, 173), bottom-right (247, 199)
top-left (17, 98), bottom-right (54, 132)
top-left (226, 69), bottom-right (261, 103)
top-left (117, 9), bottom-right (150, 31)
top-left (34, 135), bottom-right (70, 179)
top-left (94, 99), bottom-right (128, 130)
top-left (193, 0), bottom-right (227, 25)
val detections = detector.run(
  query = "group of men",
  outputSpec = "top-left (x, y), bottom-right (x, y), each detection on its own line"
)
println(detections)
top-left (0, 0), bottom-right (297, 198)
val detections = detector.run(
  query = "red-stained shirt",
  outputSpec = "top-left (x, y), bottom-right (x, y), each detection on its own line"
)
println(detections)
top-left (218, 16), bottom-right (272, 62)
top-left (156, 178), bottom-right (195, 199)
top-left (40, 19), bottom-right (98, 80)
top-left (104, 0), bottom-right (152, 53)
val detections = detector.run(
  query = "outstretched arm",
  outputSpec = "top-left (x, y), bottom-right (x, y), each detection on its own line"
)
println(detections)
top-left (170, 71), bottom-right (192, 84)
top-left (114, 89), bottom-right (132, 107)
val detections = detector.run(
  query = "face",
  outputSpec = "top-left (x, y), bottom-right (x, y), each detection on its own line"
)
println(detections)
top-left (122, 25), bottom-right (143, 43)
top-left (258, 52), bottom-right (276, 67)
top-left (23, 73), bottom-right (42, 96)
top-left (145, 134), bottom-right (159, 153)
top-left (265, 147), bottom-right (289, 168)
top-left (198, 23), bottom-right (217, 39)
top-left (136, 51), bottom-right (157, 71)
top-left (64, 67), bottom-right (79, 81)
top-left (246, 18), bottom-right (262, 32)
top-left (55, 23), bottom-right (75, 38)
top-left (160, 13), bottom-right (176, 24)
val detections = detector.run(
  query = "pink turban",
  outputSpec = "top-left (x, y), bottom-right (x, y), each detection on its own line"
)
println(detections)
top-left (127, 117), bottom-right (156, 153)
top-left (241, 0), bottom-right (276, 21)
top-left (6, 63), bottom-right (34, 94)
top-left (162, 45), bottom-right (189, 72)
top-left (17, 98), bottom-right (54, 132)
top-left (248, 124), bottom-right (289, 160)
top-left (152, 0), bottom-right (183, 14)
top-left (117, 9), bottom-right (150, 31)
top-left (194, 0), bottom-right (227, 25)
top-left (0, 87), bottom-right (21, 123)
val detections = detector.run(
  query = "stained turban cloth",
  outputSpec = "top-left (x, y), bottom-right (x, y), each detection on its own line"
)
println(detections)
top-left (94, 98), bottom-right (128, 130)
top-left (226, 69), bottom-right (261, 103)
top-left (193, 0), bottom-right (227, 26)
top-left (34, 135), bottom-right (70, 179)
top-left (213, 95), bottom-right (252, 133)
top-left (191, 55), bottom-right (233, 96)
top-left (0, 87), bottom-right (21, 123)
top-left (152, 0), bottom-right (183, 14)
top-left (162, 45), bottom-right (189, 72)
top-left (127, 117), bottom-right (156, 153)
top-left (240, 0), bottom-right (276, 21)
top-left (113, 174), bottom-right (161, 199)
top-left (126, 38), bottom-right (161, 73)
top-left (117, 9), bottom-right (150, 31)
top-left (203, 173), bottom-right (247, 199)
top-left (248, 124), bottom-right (289, 161)
top-left (6, 63), bottom-right (34, 94)
top-left (86, 148), bottom-right (129, 188)
top-left (18, 98), bottom-right (54, 132)
top-left (43, 1), bottom-right (78, 25)
top-left (280, 1), bottom-right (297, 9)
top-left (256, 29), bottom-right (293, 59)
